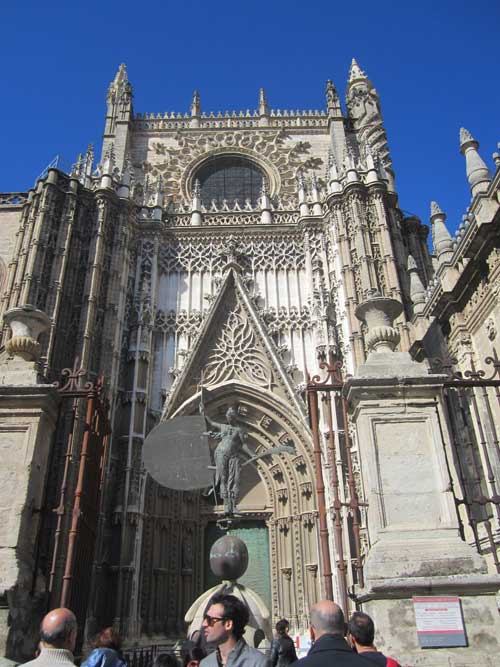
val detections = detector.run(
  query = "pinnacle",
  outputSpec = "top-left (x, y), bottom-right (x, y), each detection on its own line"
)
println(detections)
top-left (430, 201), bottom-right (444, 217)
top-left (258, 87), bottom-right (269, 115)
top-left (113, 63), bottom-right (128, 84)
top-left (190, 90), bottom-right (201, 116)
top-left (459, 127), bottom-right (475, 146)
top-left (407, 254), bottom-right (418, 270)
top-left (348, 58), bottom-right (367, 83)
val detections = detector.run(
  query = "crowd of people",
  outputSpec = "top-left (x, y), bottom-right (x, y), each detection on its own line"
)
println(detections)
top-left (20, 596), bottom-right (401, 667)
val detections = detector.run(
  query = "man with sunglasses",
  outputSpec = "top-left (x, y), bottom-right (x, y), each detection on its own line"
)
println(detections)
top-left (200, 593), bottom-right (269, 667)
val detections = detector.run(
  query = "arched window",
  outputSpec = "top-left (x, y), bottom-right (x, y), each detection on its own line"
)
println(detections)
top-left (194, 156), bottom-right (264, 208)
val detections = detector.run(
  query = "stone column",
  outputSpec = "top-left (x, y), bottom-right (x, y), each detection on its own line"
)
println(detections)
top-left (345, 294), bottom-right (500, 666)
top-left (0, 306), bottom-right (59, 662)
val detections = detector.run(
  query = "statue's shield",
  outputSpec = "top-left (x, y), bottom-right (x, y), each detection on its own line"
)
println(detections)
top-left (143, 415), bottom-right (213, 490)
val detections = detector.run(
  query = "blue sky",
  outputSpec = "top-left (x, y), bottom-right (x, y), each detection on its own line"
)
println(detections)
top-left (1, 1), bottom-right (499, 235)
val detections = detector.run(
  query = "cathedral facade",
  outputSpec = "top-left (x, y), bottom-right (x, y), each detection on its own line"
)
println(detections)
top-left (1, 61), bottom-right (500, 666)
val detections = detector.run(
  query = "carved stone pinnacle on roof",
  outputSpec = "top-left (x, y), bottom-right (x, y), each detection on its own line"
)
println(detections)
top-left (430, 201), bottom-right (444, 217)
top-left (348, 58), bottom-right (367, 83)
top-left (460, 127), bottom-right (475, 146)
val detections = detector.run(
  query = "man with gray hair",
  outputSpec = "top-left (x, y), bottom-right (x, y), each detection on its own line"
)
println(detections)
top-left (294, 601), bottom-right (366, 667)
top-left (22, 608), bottom-right (77, 667)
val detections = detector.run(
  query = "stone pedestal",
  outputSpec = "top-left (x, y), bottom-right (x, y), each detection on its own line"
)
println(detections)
top-left (346, 296), bottom-right (500, 666)
top-left (0, 305), bottom-right (60, 661)
top-left (0, 384), bottom-right (60, 661)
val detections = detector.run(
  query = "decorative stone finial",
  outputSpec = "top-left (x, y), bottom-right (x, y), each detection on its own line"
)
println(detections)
top-left (3, 306), bottom-right (51, 361)
top-left (459, 127), bottom-right (491, 196)
top-left (101, 143), bottom-right (116, 176)
top-left (258, 88), bottom-right (269, 116)
top-left (430, 201), bottom-right (443, 216)
top-left (355, 294), bottom-right (403, 353)
top-left (193, 179), bottom-right (201, 199)
top-left (348, 58), bottom-right (368, 84)
top-left (113, 63), bottom-right (128, 86)
top-left (310, 175), bottom-right (322, 215)
top-left (191, 179), bottom-right (202, 226)
top-left (117, 154), bottom-right (134, 198)
top-left (190, 90), bottom-right (201, 117)
top-left (260, 181), bottom-right (272, 223)
top-left (297, 172), bottom-right (309, 217)
top-left (430, 201), bottom-right (454, 263)
top-left (408, 255), bottom-right (426, 315)
top-left (107, 64), bottom-right (132, 104)
top-left (459, 127), bottom-right (474, 145)
top-left (325, 79), bottom-right (341, 116)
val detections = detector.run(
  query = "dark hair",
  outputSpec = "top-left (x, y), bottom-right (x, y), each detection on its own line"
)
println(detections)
top-left (153, 654), bottom-right (179, 667)
top-left (347, 612), bottom-right (375, 647)
top-left (40, 615), bottom-right (77, 648)
top-left (94, 627), bottom-right (122, 651)
top-left (181, 645), bottom-right (206, 667)
top-left (209, 593), bottom-right (249, 640)
top-left (275, 619), bottom-right (289, 635)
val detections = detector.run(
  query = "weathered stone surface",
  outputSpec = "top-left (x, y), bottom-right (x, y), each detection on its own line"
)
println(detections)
top-left (346, 359), bottom-right (500, 666)
top-left (0, 384), bottom-right (59, 661)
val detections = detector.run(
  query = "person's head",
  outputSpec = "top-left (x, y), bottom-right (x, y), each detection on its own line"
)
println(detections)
top-left (94, 627), bottom-right (121, 651)
top-left (201, 593), bottom-right (249, 645)
top-left (153, 653), bottom-right (179, 667)
top-left (226, 408), bottom-right (237, 425)
top-left (275, 619), bottom-right (289, 636)
top-left (39, 608), bottom-right (77, 652)
top-left (309, 601), bottom-right (345, 641)
top-left (181, 645), bottom-right (206, 667)
top-left (347, 612), bottom-right (375, 650)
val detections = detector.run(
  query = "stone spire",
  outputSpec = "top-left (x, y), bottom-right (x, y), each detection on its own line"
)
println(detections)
top-left (325, 79), bottom-right (341, 117)
top-left (117, 154), bottom-right (134, 198)
top-left (106, 64), bottom-right (133, 117)
top-left (258, 88), bottom-right (270, 116)
top-left (260, 181), bottom-right (272, 224)
top-left (190, 90), bottom-right (201, 117)
top-left (99, 144), bottom-right (116, 189)
top-left (348, 58), bottom-right (368, 84)
top-left (310, 174), bottom-right (322, 215)
top-left (344, 148), bottom-right (360, 184)
top-left (346, 58), bottom-right (394, 191)
top-left (408, 254), bottom-right (426, 315)
top-left (364, 145), bottom-right (381, 184)
top-left (103, 64), bottom-right (133, 174)
top-left (327, 151), bottom-right (342, 194)
top-left (430, 201), bottom-right (453, 265)
top-left (459, 127), bottom-right (491, 197)
top-left (83, 144), bottom-right (94, 179)
top-left (297, 172), bottom-right (310, 217)
top-left (191, 179), bottom-right (202, 226)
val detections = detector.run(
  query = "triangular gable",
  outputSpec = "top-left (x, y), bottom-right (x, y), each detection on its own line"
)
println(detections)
top-left (162, 267), bottom-right (305, 419)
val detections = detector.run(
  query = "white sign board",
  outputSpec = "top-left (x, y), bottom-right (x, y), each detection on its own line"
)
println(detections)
top-left (294, 634), bottom-right (312, 658)
top-left (413, 596), bottom-right (467, 648)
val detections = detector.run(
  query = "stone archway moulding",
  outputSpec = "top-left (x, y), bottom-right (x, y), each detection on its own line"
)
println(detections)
top-left (170, 380), bottom-right (320, 627)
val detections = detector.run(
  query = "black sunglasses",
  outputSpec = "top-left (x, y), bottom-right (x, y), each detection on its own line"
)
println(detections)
top-left (203, 614), bottom-right (227, 627)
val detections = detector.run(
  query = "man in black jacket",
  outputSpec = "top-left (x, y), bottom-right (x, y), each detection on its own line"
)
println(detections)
top-left (270, 619), bottom-right (297, 667)
top-left (294, 601), bottom-right (367, 667)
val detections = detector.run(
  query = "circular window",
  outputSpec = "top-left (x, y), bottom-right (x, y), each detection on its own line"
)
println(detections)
top-left (194, 156), bottom-right (264, 208)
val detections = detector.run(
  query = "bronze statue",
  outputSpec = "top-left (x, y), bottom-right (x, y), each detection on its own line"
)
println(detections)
top-left (200, 402), bottom-right (253, 515)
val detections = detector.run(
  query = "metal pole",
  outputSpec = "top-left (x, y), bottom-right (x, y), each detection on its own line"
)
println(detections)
top-left (60, 388), bottom-right (96, 607)
top-left (308, 388), bottom-right (333, 600)
top-left (323, 393), bottom-right (349, 612)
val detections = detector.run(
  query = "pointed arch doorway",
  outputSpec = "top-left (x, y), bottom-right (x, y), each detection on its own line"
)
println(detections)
top-left (172, 381), bottom-right (320, 633)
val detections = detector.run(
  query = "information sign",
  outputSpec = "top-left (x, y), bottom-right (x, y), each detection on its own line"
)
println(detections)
top-left (294, 634), bottom-right (312, 658)
top-left (413, 596), bottom-right (467, 648)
